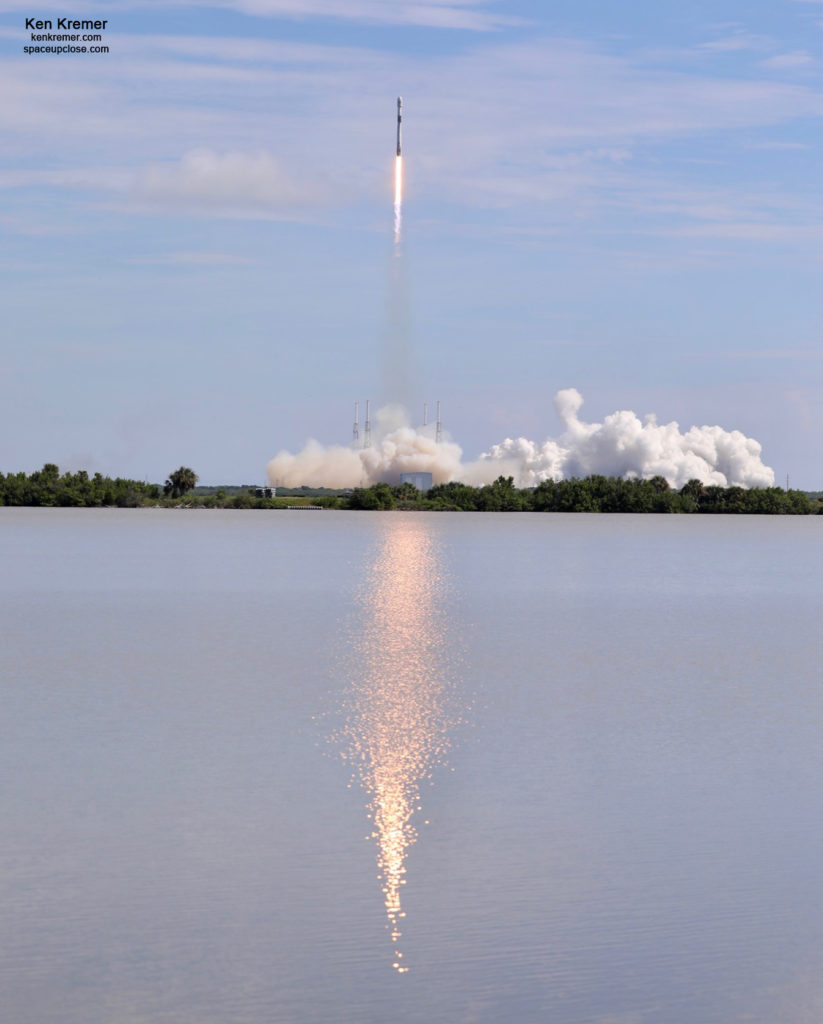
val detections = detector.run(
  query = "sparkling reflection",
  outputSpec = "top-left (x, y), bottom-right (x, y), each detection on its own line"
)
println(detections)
top-left (337, 516), bottom-right (461, 973)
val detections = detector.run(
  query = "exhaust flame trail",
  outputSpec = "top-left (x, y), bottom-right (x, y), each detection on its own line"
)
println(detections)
top-left (393, 155), bottom-right (403, 244)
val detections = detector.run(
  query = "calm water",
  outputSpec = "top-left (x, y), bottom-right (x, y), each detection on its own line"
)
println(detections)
top-left (2, 508), bottom-right (822, 1023)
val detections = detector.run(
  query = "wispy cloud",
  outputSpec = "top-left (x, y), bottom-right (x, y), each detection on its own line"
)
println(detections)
top-left (698, 31), bottom-right (771, 52)
top-left (0, 0), bottom-right (522, 30)
top-left (0, 167), bottom-right (132, 189)
top-left (128, 250), bottom-right (258, 265)
top-left (671, 222), bottom-right (823, 241)
top-left (215, 0), bottom-right (523, 30)
top-left (608, 179), bottom-right (823, 245)
top-left (746, 139), bottom-right (811, 150)
top-left (4, 27), bottom-right (823, 239)
top-left (759, 51), bottom-right (814, 69)
top-left (132, 148), bottom-right (330, 215)
top-left (707, 348), bottom-right (823, 360)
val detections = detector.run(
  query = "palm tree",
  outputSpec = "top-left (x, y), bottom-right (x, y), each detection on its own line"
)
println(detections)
top-left (164, 466), bottom-right (198, 499)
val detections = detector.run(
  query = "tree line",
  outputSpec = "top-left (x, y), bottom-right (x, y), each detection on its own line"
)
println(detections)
top-left (0, 465), bottom-right (336, 509)
top-left (0, 465), bottom-right (203, 507)
top-left (348, 475), bottom-right (818, 514)
top-left (1, 465), bottom-right (818, 513)
top-left (0, 464), bottom-right (161, 507)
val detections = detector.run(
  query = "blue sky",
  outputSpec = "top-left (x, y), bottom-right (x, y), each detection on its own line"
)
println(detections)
top-left (2, 0), bottom-right (823, 485)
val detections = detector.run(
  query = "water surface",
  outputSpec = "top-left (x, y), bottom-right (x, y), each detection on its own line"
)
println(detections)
top-left (2, 509), bottom-right (822, 1023)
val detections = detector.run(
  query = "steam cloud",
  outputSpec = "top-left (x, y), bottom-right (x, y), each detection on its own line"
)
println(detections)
top-left (266, 389), bottom-right (775, 490)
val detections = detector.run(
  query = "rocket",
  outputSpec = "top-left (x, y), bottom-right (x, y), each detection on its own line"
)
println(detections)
top-left (396, 96), bottom-right (402, 156)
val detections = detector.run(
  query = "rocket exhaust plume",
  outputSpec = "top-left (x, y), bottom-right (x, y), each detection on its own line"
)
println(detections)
top-left (266, 390), bottom-right (775, 490)
top-left (394, 97), bottom-right (403, 244)
top-left (393, 156), bottom-right (403, 243)
top-left (267, 102), bottom-right (774, 492)
top-left (383, 96), bottom-right (412, 411)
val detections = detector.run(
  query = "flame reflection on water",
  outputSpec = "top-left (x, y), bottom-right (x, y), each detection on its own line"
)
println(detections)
top-left (337, 516), bottom-right (462, 973)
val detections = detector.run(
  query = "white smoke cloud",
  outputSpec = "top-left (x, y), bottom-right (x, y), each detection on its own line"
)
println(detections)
top-left (267, 404), bottom-right (465, 488)
top-left (266, 389), bottom-right (775, 490)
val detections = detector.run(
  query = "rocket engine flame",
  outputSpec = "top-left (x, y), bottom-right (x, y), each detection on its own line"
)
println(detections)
top-left (265, 390), bottom-right (775, 491)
